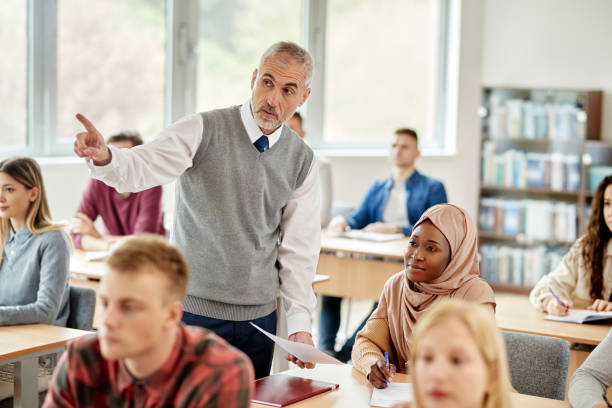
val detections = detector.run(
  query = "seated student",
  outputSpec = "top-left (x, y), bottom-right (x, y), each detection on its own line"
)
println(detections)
top-left (530, 175), bottom-right (612, 315)
top-left (70, 132), bottom-right (165, 251)
top-left (390, 299), bottom-right (512, 408)
top-left (286, 111), bottom-right (333, 226)
top-left (569, 327), bottom-right (612, 408)
top-left (351, 203), bottom-right (495, 383)
top-left (321, 128), bottom-right (447, 362)
top-left (0, 157), bottom-right (70, 326)
top-left (44, 235), bottom-right (254, 407)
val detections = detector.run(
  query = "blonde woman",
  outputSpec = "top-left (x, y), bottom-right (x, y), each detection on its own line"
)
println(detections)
top-left (393, 299), bottom-right (512, 408)
top-left (0, 157), bottom-right (71, 326)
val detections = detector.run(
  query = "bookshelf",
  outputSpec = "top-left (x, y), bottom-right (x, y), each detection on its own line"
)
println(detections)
top-left (478, 87), bottom-right (603, 294)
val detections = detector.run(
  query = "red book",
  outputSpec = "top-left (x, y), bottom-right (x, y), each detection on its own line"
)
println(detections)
top-left (252, 374), bottom-right (340, 407)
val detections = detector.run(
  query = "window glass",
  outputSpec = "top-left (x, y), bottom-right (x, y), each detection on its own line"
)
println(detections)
top-left (57, 0), bottom-right (166, 142)
top-left (323, 0), bottom-right (439, 148)
top-left (0, 1), bottom-right (27, 149)
top-left (196, 0), bottom-right (302, 112)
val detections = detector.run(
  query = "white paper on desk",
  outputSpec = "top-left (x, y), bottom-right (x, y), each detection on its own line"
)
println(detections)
top-left (249, 323), bottom-right (344, 365)
top-left (545, 309), bottom-right (612, 324)
top-left (332, 230), bottom-right (405, 242)
top-left (84, 251), bottom-right (111, 261)
top-left (370, 382), bottom-right (414, 407)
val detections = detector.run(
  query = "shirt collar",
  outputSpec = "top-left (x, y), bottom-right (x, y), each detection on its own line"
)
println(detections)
top-left (384, 170), bottom-right (421, 189)
top-left (240, 99), bottom-right (284, 148)
top-left (116, 325), bottom-right (185, 395)
top-left (8, 226), bottom-right (33, 245)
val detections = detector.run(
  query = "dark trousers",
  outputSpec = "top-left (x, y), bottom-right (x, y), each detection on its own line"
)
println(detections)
top-left (182, 310), bottom-right (277, 379)
top-left (318, 295), bottom-right (377, 363)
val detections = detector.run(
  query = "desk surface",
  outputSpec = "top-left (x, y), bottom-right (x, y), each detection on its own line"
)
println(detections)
top-left (0, 324), bottom-right (90, 361)
top-left (251, 365), bottom-right (569, 407)
top-left (321, 230), bottom-right (408, 260)
top-left (70, 250), bottom-right (107, 279)
top-left (496, 294), bottom-right (611, 345)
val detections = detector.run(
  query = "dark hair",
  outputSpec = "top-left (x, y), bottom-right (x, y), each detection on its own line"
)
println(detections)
top-left (292, 111), bottom-right (303, 125)
top-left (582, 175), bottom-right (612, 301)
top-left (395, 128), bottom-right (418, 142)
top-left (106, 131), bottom-right (143, 147)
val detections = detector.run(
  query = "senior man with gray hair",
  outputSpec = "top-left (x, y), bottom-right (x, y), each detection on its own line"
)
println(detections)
top-left (72, 41), bottom-right (320, 378)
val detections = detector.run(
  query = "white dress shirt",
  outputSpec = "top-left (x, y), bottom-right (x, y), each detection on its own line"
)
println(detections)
top-left (87, 100), bottom-right (320, 335)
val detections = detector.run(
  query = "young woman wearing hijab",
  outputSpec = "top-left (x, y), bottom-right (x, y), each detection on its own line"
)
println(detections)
top-left (351, 203), bottom-right (496, 388)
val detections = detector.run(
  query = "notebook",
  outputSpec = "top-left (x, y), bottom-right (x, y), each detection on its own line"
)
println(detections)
top-left (545, 309), bottom-right (612, 324)
top-left (252, 374), bottom-right (339, 407)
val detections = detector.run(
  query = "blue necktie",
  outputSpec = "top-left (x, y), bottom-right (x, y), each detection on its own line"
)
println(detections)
top-left (253, 135), bottom-right (269, 152)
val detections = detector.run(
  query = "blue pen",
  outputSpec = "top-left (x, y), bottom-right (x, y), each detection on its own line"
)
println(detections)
top-left (548, 287), bottom-right (568, 309)
top-left (384, 351), bottom-right (390, 384)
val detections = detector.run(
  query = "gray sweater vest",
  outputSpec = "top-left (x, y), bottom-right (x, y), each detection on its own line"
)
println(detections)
top-left (175, 105), bottom-right (314, 321)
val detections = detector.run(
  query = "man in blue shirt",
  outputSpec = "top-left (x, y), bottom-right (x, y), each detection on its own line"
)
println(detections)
top-left (322, 127), bottom-right (447, 361)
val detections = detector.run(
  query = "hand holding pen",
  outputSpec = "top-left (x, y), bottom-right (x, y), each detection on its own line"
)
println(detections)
top-left (368, 351), bottom-right (396, 389)
top-left (545, 288), bottom-right (570, 316)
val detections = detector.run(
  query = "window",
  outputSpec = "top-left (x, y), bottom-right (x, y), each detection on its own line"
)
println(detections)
top-left (196, 0), bottom-right (302, 112)
top-left (0, 1), bottom-right (27, 150)
top-left (309, 0), bottom-right (452, 154)
top-left (57, 0), bottom-right (166, 144)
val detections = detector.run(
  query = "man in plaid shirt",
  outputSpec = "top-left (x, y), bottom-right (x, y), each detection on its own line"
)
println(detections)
top-left (44, 235), bottom-right (254, 407)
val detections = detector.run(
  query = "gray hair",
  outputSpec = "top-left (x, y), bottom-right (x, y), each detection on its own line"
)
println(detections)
top-left (259, 41), bottom-right (314, 87)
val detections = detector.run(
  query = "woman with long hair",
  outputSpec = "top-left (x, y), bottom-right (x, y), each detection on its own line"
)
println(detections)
top-left (530, 175), bottom-right (612, 315)
top-left (0, 157), bottom-right (71, 326)
top-left (391, 299), bottom-right (512, 408)
top-left (351, 204), bottom-right (495, 388)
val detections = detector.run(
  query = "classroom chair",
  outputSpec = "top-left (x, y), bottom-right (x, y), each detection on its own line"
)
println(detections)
top-left (0, 285), bottom-right (96, 407)
top-left (67, 284), bottom-right (96, 331)
top-left (503, 330), bottom-right (570, 400)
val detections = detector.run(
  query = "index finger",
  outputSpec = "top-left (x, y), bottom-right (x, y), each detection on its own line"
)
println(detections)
top-left (76, 113), bottom-right (100, 134)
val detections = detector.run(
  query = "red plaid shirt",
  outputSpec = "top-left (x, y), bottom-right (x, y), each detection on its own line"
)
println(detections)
top-left (43, 324), bottom-right (254, 408)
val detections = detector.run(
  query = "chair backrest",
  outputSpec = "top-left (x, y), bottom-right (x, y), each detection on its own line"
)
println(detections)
top-left (503, 331), bottom-right (570, 400)
top-left (67, 285), bottom-right (96, 331)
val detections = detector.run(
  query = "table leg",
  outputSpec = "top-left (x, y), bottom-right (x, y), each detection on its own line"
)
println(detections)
top-left (14, 357), bottom-right (38, 408)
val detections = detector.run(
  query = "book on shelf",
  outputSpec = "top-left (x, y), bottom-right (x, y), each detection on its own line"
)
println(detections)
top-left (252, 374), bottom-right (339, 407)
top-left (481, 142), bottom-right (580, 191)
top-left (479, 198), bottom-right (577, 243)
top-left (479, 244), bottom-right (565, 287)
top-left (544, 309), bottom-right (612, 324)
top-left (486, 95), bottom-right (584, 141)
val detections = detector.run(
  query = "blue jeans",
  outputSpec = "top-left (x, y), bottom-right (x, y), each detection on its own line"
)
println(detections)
top-left (318, 295), bottom-right (377, 363)
top-left (182, 310), bottom-right (277, 379)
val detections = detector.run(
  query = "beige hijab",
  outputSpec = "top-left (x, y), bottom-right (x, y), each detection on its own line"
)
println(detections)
top-left (372, 203), bottom-right (495, 363)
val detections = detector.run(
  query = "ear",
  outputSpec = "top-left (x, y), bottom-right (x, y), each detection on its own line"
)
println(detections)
top-left (28, 186), bottom-right (39, 203)
top-left (251, 69), bottom-right (258, 90)
top-left (163, 300), bottom-right (184, 330)
top-left (416, 148), bottom-right (421, 159)
top-left (299, 88), bottom-right (311, 106)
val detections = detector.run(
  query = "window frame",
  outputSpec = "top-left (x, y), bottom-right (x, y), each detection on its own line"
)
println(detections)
top-left (3, 0), bottom-right (457, 158)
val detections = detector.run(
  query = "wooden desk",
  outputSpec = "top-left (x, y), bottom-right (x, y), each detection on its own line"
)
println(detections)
top-left (0, 324), bottom-right (90, 408)
top-left (315, 231), bottom-right (407, 301)
top-left (496, 294), bottom-right (611, 346)
top-left (251, 364), bottom-right (569, 407)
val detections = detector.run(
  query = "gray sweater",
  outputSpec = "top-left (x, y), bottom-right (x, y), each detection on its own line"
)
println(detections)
top-left (0, 227), bottom-right (71, 326)
top-left (176, 106), bottom-right (314, 321)
top-left (569, 328), bottom-right (612, 408)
